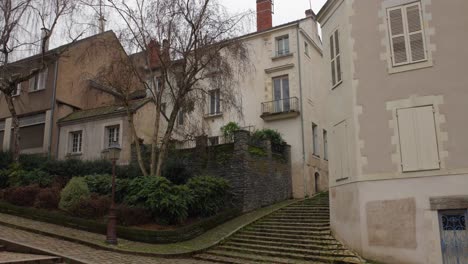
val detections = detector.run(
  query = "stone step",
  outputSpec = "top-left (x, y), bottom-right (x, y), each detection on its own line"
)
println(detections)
top-left (233, 234), bottom-right (342, 246)
top-left (252, 223), bottom-right (330, 231)
top-left (244, 226), bottom-right (331, 236)
top-left (263, 216), bottom-right (330, 224)
top-left (277, 209), bottom-right (330, 213)
top-left (216, 245), bottom-right (365, 264)
top-left (258, 220), bottom-right (330, 227)
top-left (199, 250), bottom-right (327, 264)
top-left (238, 230), bottom-right (335, 241)
top-left (222, 241), bottom-right (357, 258)
top-left (273, 211), bottom-right (330, 216)
top-left (0, 245), bottom-right (4, 252)
top-left (229, 237), bottom-right (346, 251)
top-left (268, 213), bottom-right (330, 217)
top-left (266, 216), bottom-right (330, 222)
top-left (194, 253), bottom-right (266, 264)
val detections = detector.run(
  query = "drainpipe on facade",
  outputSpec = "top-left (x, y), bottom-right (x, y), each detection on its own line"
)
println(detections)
top-left (296, 25), bottom-right (307, 197)
top-left (48, 60), bottom-right (59, 159)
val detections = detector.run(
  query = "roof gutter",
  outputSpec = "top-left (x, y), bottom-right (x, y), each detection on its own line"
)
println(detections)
top-left (296, 24), bottom-right (307, 197)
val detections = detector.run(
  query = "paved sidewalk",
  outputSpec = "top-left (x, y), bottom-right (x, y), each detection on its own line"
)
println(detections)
top-left (0, 225), bottom-right (210, 264)
top-left (0, 200), bottom-right (297, 256)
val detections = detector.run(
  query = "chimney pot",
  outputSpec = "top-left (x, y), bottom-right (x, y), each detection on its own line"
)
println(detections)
top-left (256, 0), bottom-right (273, 32)
top-left (305, 9), bottom-right (315, 18)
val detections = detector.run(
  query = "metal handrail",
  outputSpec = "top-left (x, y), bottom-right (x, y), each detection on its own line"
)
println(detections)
top-left (261, 97), bottom-right (299, 115)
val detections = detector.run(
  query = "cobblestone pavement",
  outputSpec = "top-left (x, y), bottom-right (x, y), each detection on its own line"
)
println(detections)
top-left (0, 225), bottom-right (212, 264)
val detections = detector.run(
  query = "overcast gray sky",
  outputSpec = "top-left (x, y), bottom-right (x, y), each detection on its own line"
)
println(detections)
top-left (220, 0), bottom-right (327, 26)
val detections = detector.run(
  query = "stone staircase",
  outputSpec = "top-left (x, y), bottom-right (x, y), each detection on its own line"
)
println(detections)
top-left (195, 192), bottom-right (366, 264)
top-left (0, 243), bottom-right (64, 264)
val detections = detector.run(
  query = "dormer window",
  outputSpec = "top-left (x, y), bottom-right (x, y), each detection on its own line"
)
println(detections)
top-left (12, 83), bottom-right (21, 96)
top-left (29, 68), bottom-right (48, 92)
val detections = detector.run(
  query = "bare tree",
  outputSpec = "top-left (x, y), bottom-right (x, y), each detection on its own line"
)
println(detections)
top-left (103, 0), bottom-right (250, 177)
top-left (0, 0), bottom-right (80, 162)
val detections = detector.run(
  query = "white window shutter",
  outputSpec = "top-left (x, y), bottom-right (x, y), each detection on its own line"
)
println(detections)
top-left (406, 3), bottom-right (426, 62)
top-left (397, 106), bottom-right (440, 172)
top-left (415, 106), bottom-right (440, 170)
top-left (388, 7), bottom-right (408, 65)
top-left (397, 108), bottom-right (419, 171)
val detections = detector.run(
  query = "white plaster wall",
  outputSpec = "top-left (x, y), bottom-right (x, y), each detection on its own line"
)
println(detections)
top-left (57, 116), bottom-right (130, 164)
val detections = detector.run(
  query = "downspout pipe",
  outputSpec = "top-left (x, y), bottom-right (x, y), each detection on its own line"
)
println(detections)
top-left (296, 24), bottom-right (307, 197)
top-left (48, 60), bottom-right (59, 159)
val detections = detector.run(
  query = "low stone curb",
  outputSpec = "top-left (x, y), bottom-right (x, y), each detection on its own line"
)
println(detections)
top-left (0, 198), bottom-right (302, 258)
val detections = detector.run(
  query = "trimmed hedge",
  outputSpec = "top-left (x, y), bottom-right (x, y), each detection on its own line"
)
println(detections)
top-left (0, 201), bottom-right (241, 244)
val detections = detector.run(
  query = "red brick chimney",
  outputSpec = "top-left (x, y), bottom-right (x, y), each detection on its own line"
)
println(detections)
top-left (147, 40), bottom-right (161, 68)
top-left (257, 0), bottom-right (273, 31)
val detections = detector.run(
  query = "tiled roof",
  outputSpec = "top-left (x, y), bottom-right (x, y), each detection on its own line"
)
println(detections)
top-left (59, 99), bottom-right (150, 123)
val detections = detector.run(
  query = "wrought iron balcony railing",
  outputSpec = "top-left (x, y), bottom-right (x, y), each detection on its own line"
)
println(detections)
top-left (261, 97), bottom-right (299, 116)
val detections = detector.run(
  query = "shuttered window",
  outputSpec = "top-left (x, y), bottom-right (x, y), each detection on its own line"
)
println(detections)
top-left (397, 106), bottom-right (440, 172)
top-left (387, 2), bottom-right (427, 66)
top-left (330, 29), bottom-right (342, 87)
top-left (332, 121), bottom-right (349, 181)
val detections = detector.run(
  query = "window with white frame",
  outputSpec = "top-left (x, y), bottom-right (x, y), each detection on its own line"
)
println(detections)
top-left (323, 129), bottom-right (328, 160)
top-left (209, 89), bottom-right (221, 115)
top-left (12, 83), bottom-right (21, 96)
top-left (276, 35), bottom-right (290, 56)
top-left (105, 125), bottom-right (120, 148)
top-left (387, 2), bottom-right (427, 66)
top-left (312, 123), bottom-right (319, 156)
top-left (330, 29), bottom-right (342, 87)
top-left (70, 131), bottom-right (83, 154)
top-left (273, 75), bottom-right (290, 112)
top-left (29, 68), bottom-right (48, 92)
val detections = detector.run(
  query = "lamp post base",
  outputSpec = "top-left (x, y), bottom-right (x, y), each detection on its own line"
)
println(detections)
top-left (106, 206), bottom-right (118, 245)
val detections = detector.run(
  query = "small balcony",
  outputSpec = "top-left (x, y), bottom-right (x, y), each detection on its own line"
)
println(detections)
top-left (261, 97), bottom-right (300, 121)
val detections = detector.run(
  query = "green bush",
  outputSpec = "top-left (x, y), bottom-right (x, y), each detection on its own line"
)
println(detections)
top-left (59, 177), bottom-right (91, 212)
top-left (251, 129), bottom-right (285, 145)
top-left (187, 176), bottom-right (230, 217)
top-left (0, 152), bottom-right (12, 168)
top-left (126, 176), bottom-right (191, 224)
top-left (8, 169), bottom-right (53, 188)
top-left (220, 122), bottom-right (240, 138)
top-left (84, 174), bottom-right (129, 203)
top-left (0, 170), bottom-right (9, 189)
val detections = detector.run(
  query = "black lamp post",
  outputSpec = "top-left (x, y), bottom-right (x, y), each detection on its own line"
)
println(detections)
top-left (104, 141), bottom-right (121, 245)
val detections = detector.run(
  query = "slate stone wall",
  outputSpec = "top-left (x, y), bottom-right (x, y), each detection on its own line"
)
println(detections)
top-left (131, 130), bottom-right (292, 212)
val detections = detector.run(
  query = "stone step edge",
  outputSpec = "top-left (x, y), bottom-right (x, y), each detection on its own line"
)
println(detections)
top-left (229, 237), bottom-right (345, 250)
top-left (211, 247), bottom-right (364, 264)
top-left (238, 230), bottom-right (336, 240)
top-left (233, 234), bottom-right (342, 245)
top-left (202, 250), bottom-right (329, 264)
top-left (221, 242), bottom-right (358, 258)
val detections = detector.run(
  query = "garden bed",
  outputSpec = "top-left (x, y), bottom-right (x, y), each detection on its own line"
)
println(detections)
top-left (0, 201), bottom-right (241, 244)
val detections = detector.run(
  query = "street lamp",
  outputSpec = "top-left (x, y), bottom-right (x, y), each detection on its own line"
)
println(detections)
top-left (104, 141), bottom-right (121, 245)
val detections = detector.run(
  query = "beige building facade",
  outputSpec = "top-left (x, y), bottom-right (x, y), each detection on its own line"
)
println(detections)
top-left (0, 31), bottom-right (128, 157)
top-left (318, 0), bottom-right (468, 263)
top-left (57, 100), bottom-right (155, 164)
top-left (173, 4), bottom-right (329, 198)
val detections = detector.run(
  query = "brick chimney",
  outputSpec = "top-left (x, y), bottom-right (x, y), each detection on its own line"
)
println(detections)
top-left (147, 40), bottom-right (161, 68)
top-left (256, 0), bottom-right (273, 31)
